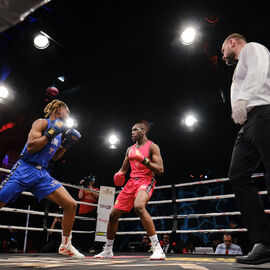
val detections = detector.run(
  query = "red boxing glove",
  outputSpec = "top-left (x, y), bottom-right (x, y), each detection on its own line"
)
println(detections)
top-left (113, 171), bottom-right (125, 187)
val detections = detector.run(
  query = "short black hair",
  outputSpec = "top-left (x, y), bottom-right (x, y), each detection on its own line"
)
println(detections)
top-left (223, 233), bottom-right (232, 238)
top-left (136, 120), bottom-right (150, 133)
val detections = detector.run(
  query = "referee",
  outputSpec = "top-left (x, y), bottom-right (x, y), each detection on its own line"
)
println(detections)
top-left (221, 33), bottom-right (270, 265)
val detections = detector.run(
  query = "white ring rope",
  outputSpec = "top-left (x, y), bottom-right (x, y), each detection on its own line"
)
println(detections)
top-left (177, 210), bottom-right (270, 219)
top-left (119, 210), bottom-right (270, 221)
top-left (61, 182), bottom-right (100, 193)
top-left (0, 224), bottom-right (247, 235)
top-left (146, 190), bottom-right (268, 205)
top-left (148, 199), bottom-right (172, 204)
top-left (19, 191), bottom-right (98, 206)
top-left (116, 228), bottom-right (248, 235)
top-left (173, 173), bottom-right (263, 188)
top-left (0, 207), bottom-right (96, 221)
top-left (0, 225), bottom-right (95, 234)
top-left (3, 206), bottom-right (270, 222)
top-left (0, 167), bottom-right (10, 173)
top-left (175, 228), bottom-right (247, 234)
top-left (119, 216), bottom-right (174, 221)
top-left (175, 190), bottom-right (267, 203)
top-left (116, 230), bottom-right (173, 235)
top-left (117, 173), bottom-right (263, 192)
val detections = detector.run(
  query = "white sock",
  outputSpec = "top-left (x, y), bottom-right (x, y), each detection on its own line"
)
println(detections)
top-left (106, 239), bottom-right (114, 247)
top-left (149, 234), bottom-right (159, 246)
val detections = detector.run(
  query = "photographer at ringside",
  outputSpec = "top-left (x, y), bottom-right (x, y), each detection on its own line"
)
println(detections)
top-left (78, 175), bottom-right (99, 216)
top-left (77, 175), bottom-right (99, 252)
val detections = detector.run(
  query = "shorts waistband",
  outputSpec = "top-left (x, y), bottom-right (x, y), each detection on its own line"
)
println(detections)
top-left (20, 159), bottom-right (46, 170)
top-left (131, 177), bottom-right (155, 181)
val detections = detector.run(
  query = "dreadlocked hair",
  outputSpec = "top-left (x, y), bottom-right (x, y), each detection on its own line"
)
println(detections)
top-left (44, 99), bottom-right (67, 118)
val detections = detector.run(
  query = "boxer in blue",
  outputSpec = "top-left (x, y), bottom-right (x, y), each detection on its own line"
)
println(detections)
top-left (0, 99), bottom-right (84, 258)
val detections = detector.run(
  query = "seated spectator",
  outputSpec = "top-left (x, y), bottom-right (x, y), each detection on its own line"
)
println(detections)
top-left (141, 235), bottom-right (151, 252)
top-left (182, 240), bottom-right (194, 254)
top-left (229, 217), bottom-right (251, 254)
top-left (208, 233), bottom-right (222, 252)
top-left (1, 229), bottom-right (23, 253)
top-left (229, 218), bottom-right (240, 245)
top-left (215, 233), bottom-right (242, 255)
top-left (128, 235), bottom-right (151, 252)
top-left (160, 234), bottom-right (178, 254)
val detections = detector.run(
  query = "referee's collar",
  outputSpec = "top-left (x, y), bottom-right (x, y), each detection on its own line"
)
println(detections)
top-left (237, 43), bottom-right (247, 60)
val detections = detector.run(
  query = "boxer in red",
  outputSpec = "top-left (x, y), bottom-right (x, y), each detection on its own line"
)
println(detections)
top-left (94, 121), bottom-right (165, 260)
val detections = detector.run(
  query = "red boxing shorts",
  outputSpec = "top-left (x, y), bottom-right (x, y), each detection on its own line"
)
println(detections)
top-left (114, 177), bottom-right (156, 212)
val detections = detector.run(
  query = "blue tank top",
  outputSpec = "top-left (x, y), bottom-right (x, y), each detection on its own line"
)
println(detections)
top-left (20, 118), bottom-right (62, 168)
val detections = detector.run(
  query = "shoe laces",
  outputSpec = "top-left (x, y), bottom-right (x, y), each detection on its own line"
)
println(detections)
top-left (150, 245), bottom-right (162, 253)
top-left (103, 245), bottom-right (112, 252)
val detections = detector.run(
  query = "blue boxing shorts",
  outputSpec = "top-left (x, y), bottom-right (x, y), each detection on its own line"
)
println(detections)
top-left (0, 160), bottom-right (62, 203)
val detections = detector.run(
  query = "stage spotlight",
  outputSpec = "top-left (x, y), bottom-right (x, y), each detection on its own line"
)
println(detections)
top-left (66, 117), bottom-right (75, 128)
top-left (180, 27), bottom-right (196, 45)
top-left (184, 114), bottom-right (197, 127)
top-left (58, 76), bottom-right (65, 82)
top-left (0, 86), bottom-right (9, 99)
top-left (108, 134), bottom-right (119, 149)
top-left (34, 34), bottom-right (50, 49)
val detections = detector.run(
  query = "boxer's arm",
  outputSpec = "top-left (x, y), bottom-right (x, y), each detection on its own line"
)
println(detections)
top-left (27, 119), bottom-right (49, 153)
top-left (147, 143), bottom-right (164, 176)
top-left (118, 147), bottom-right (131, 174)
top-left (52, 146), bottom-right (67, 161)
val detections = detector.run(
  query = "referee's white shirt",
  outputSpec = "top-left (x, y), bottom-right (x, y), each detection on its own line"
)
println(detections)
top-left (231, 42), bottom-right (270, 109)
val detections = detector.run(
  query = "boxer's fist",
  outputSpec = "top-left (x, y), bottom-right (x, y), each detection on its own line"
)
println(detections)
top-left (44, 119), bottom-right (67, 140)
top-left (62, 129), bottom-right (81, 149)
top-left (128, 148), bottom-right (144, 163)
top-left (129, 148), bottom-right (150, 165)
top-left (114, 171), bottom-right (125, 187)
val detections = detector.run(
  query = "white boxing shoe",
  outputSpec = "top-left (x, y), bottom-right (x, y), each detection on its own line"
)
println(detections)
top-left (58, 234), bottom-right (85, 259)
top-left (58, 243), bottom-right (85, 259)
top-left (94, 245), bottom-right (114, 258)
top-left (149, 244), bottom-right (166, 260)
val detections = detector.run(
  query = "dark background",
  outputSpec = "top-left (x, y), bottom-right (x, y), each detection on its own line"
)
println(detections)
top-left (1, 0), bottom-right (270, 186)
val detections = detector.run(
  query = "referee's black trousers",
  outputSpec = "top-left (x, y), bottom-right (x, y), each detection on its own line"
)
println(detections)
top-left (229, 105), bottom-right (270, 245)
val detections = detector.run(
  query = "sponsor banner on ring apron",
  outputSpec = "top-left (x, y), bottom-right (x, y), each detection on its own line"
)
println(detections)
top-left (95, 186), bottom-right (115, 242)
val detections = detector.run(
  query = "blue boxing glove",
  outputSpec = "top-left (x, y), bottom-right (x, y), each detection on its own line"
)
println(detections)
top-left (62, 128), bottom-right (81, 149)
top-left (44, 119), bottom-right (67, 140)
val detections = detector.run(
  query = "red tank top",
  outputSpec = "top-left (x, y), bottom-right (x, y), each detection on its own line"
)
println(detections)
top-left (129, 140), bottom-right (154, 179)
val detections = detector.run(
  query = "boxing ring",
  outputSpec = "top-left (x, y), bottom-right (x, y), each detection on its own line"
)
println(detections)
top-left (1, 167), bottom-right (270, 269)
top-left (0, 253), bottom-right (252, 270)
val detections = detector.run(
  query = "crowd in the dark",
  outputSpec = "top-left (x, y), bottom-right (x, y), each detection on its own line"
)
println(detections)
top-left (0, 226), bottom-right (247, 256)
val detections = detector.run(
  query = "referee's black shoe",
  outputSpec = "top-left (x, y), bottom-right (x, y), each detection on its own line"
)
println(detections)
top-left (236, 243), bottom-right (270, 265)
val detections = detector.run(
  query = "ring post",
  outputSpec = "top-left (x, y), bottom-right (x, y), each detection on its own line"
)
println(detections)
top-left (23, 205), bottom-right (30, 253)
top-left (171, 184), bottom-right (178, 233)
